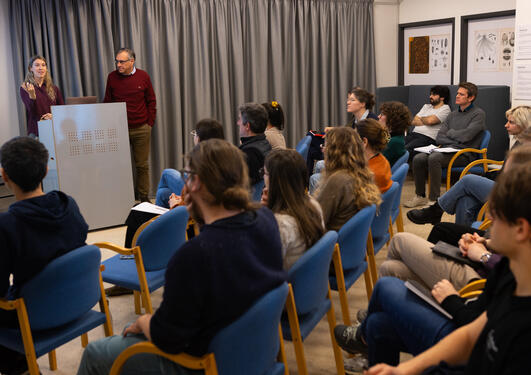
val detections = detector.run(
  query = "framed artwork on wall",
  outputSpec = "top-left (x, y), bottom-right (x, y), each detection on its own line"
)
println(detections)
top-left (399, 18), bottom-right (455, 85)
top-left (460, 10), bottom-right (516, 86)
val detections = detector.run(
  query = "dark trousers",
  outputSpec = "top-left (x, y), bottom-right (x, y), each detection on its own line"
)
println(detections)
top-left (0, 310), bottom-right (26, 373)
top-left (405, 132), bottom-right (437, 162)
top-left (427, 222), bottom-right (486, 246)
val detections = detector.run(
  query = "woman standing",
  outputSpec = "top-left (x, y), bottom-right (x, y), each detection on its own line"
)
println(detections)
top-left (19, 55), bottom-right (64, 137)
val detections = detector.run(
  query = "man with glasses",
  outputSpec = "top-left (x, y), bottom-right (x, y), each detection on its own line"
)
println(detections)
top-left (104, 47), bottom-right (156, 202)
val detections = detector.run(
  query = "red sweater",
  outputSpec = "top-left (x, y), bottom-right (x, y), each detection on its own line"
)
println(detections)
top-left (104, 68), bottom-right (156, 128)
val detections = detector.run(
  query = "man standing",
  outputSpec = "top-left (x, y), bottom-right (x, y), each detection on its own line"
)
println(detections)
top-left (405, 82), bottom-right (486, 207)
top-left (237, 103), bottom-right (272, 186)
top-left (104, 48), bottom-right (156, 202)
top-left (405, 85), bottom-right (451, 157)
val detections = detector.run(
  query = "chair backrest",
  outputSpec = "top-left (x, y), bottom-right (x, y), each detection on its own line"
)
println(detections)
top-left (136, 206), bottom-right (189, 271)
top-left (287, 231), bottom-right (338, 314)
top-left (480, 130), bottom-right (491, 150)
top-left (337, 205), bottom-right (376, 270)
top-left (391, 150), bottom-right (409, 174)
top-left (19, 245), bottom-right (102, 330)
top-left (390, 163), bottom-right (409, 219)
top-left (370, 182), bottom-right (399, 241)
top-left (208, 282), bottom-right (289, 375)
top-left (251, 179), bottom-right (265, 202)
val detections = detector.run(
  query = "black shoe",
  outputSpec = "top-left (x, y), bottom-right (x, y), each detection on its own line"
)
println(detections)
top-left (139, 195), bottom-right (151, 203)
top-left (105, 285), bottom-right (134, 297)
top-left (407, 202), bottom-right (443, 225)
top-left (334, 324), bottom-right (368, 355)
top-left (356, 308), bottom-right (368, 324)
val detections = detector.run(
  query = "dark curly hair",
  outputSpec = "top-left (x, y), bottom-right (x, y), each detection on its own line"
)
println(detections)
top-left (379, 101), bottom-right (411, 135)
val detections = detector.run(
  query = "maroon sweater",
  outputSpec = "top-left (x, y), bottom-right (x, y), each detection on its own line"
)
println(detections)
top-left (103, 68), bottom-right (156, 128)
top-left (20, 84), bottom-right (64, 136)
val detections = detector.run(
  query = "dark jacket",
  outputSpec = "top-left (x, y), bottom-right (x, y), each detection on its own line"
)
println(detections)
top-left (239, 134), bottom-right (272, 185)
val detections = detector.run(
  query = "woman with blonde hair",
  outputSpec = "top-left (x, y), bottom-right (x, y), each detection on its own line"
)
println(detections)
top-left (19, 55), bottom-right (64, 137)
top-left (315, 127), bottom-right (381, 231)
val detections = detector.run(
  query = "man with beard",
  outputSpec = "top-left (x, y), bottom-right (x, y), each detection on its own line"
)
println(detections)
top-left (77, 139), bottom-right (286, 375)
top-left (405, 85), bottom-right (451, 158)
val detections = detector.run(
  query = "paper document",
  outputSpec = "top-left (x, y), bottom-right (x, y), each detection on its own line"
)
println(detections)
top-left (405, 280), bottom-right (453, 319)
top-left (414, 145), bottom-right (460, 154)
top-left (131, 202), bottom-right (169, 215)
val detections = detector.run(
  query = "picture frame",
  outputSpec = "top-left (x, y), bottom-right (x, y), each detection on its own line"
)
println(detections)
top-left (398, 18), bottom-right (455, 85)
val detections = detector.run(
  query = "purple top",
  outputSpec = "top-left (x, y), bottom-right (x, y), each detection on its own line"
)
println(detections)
top-left (19, 84), bottom-right (64, 136)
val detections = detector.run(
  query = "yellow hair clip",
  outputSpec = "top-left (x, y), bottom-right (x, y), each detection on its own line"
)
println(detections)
top-left (271, 101), bottom-right (278, 108)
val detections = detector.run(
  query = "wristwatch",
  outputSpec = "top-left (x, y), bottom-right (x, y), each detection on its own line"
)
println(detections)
top-left (480, 252), bottom-right (491, 264)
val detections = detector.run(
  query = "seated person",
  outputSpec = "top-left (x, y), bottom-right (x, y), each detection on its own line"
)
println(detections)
top-left (261, 149), bottom-right (324, 270)
top-left (262, 101), bottom-right (286, 150)
top-left (405, 85), bottom-right (451, 159)
top-left (406, 82), bottom-right (486, 207)
top-left (346, 87), bottom-right (379, 128)
top-left (363, 162), bottom-right (531, 375)
top-left (0, 136), bottom-right (88, 375)
top-left (155, 118), bottom-right (224, 208)
top-left (77, 139), bottom-right (286, 375)
top-left (407, 106), bottom-right (531, 226)
top-left (378, 101), bottom-right (410, 167)
top-left (237, 102), bottom-right (272, 186)
top-left (313, 127), bottom-right (381, 231)
top-left (357, 119), bottom-right (393, 193)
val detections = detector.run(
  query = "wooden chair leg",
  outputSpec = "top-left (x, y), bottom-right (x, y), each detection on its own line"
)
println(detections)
top-left (48, 349), bottom-right (57, 370)
top-left (363, 265), bottom-right (373, 299)
top-left (327, 286), bottom-right (346, 375)
top-left (81, 333), bottom-right (89, 348)
top-left (388, 218), bottom-right (394, 239)
top-left (367, 231), bottom-right (378, 286)
top-left (277, 324), bottom-right (289, 375)
top-left (134, 291), bottom-right (141, 315)
top-left (396, 206), bottom-right (405, 232)
top-left (141, 290), bottom-right (154, 315)
top-left (285, 284), bottom-right (308, 375)
top-left (332, 245), bottom-right (352, 326)
top-left (99, 266), bottom-right (114, 336)
top-left (14, 300), bottom-right (40, 375)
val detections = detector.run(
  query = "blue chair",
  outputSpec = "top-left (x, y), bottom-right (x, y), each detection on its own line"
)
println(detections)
top-left (282, 231), bottom-right (345, 375)
top-left (252, 179), bottom-right (265, 202)
top-left (390, 163), bottom-right (409, 236)
top-left (330, 205), bottom-right (376, 325)
top-left (96, 206), bottom-right (189, 315)
top-left (295, 135), bottom-right (312, 162)
top-left (367, 182), bottom-right (399, 285)
top-left (109, 283), bottom-right (290, 375)
top-left (0, 245), bottom-right (112, 374)
top-left (391, 150), bottom-right (409, 174)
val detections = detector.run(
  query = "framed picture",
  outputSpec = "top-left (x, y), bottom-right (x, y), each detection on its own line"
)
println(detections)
top-left (399, 18), bottom-right (455, 85)
top-left (460, 10), bottom-right (516, 86)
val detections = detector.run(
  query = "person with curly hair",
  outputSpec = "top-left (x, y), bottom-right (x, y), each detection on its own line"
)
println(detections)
top-left (378, 101), bottom-right (411, 167)
top-left (357, 119), bottom-right (393, 193)
top-left (314, 127), bottom-right (381, 231)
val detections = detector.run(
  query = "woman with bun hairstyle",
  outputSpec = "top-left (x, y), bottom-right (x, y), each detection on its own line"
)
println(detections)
top-left (19, 55), bottom-right (64, 137)
top-left (262, 101), bottom-right (286, 150)
top-left (378, 101), bottom-right (410, 166)
top-left (357, 118), bottom-right (393, 193)
top-left (315, 127), bottom-right (381, 231)
top-left (261, 149), bottom-right (324, 269)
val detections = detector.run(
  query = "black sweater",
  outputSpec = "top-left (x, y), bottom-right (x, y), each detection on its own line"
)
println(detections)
top-left (150, 207), bottom-right (286, 356)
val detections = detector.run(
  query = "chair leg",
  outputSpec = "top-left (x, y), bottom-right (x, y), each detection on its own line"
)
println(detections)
top-left (332, 245), bottom-right (352, 326)
top-left (141, 290), bottom-right (154, 315)
top-left (367, 231), bottom-right (378, 286)
top-left (363, 264), bottom-right (373, 300)
top-left (285, 284), bottom-right (308, 375)
top-left (98, 267), bottom-right (114, 336)
top-left (277, 324), bottom-right (289, 375)
top-left (14, 299), bottom-right (40, 375)
top-left (48, 349), bottom-right (57, 370)
top-left (326, 286), bottom-right (346, 375)
top-left (396, 206), bottom-right (405, 232)
top-left (134, 291), bottom-right (141, 315)
top-left (81, 333), bottom-right (89, 348)
top-left (388, 218), bottom-right (394, 239)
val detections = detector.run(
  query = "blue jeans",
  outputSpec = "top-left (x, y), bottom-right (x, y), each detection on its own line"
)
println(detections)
top-left (360, 277), bottom-right (455, 366)
top-left (77, 330), bottom-right (203, 375)
top-left (309, 160), bottom-right (325, 194)
top-left (155, 169), bottom-right (185, 208)
top-left (438, 174), bottom-right (494, 226)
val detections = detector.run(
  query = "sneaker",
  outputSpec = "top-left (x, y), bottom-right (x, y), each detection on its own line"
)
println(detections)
top-left (406, 202), bottom-right (444, 225)
top-left (334, 324), bottom-right (368, 355)
top-left (105, 285), bottom-right (134, 297)
top-left (344, 354), bottom-right (369, 373)
top-left (403, 195), bottom-right (428, 208)
top-left (356, 309), bottom-right (368, 324)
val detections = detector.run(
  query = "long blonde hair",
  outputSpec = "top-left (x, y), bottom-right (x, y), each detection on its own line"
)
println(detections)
top-left (323, 127), bottom-right (381, 206)
top-left (24, 55), bottom-right (56, 101)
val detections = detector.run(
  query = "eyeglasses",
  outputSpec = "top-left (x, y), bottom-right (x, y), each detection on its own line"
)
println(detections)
top-left (115, 59), bottom-right (131, 65)
top-left (190, 130), bottom-right (198, 137)
top-left (178, 169), bottom-right (195, 181)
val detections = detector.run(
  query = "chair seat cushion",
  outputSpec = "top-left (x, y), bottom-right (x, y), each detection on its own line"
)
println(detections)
top-left (102, 254), bottom-right (166, 292)
top-left (0, 310), bottom-right (106, 357)
top-left (281, 299), bottom-right (331, 341)
top-left (329, 262), bottom-right (367, 291)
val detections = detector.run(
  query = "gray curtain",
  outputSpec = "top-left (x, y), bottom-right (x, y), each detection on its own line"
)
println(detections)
top-left (10, 0), bottom-right (376, 194)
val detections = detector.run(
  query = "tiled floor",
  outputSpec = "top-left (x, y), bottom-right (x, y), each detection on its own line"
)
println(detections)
top-left (31, 176), bottom-right (451, 374)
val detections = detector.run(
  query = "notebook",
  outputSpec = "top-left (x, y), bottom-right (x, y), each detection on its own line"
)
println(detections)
top-left (432, 241), bottom-right (480, 268)
top-left (405, 280), bottom-right (453, 319)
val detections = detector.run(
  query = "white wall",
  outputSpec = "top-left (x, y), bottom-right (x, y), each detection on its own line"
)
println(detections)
top-left (512, 0), bottom-right (531, 107)
top-left (374, 0), bottom-right (399, 87)
top-left (0, 0), bottom-right (21, 144)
